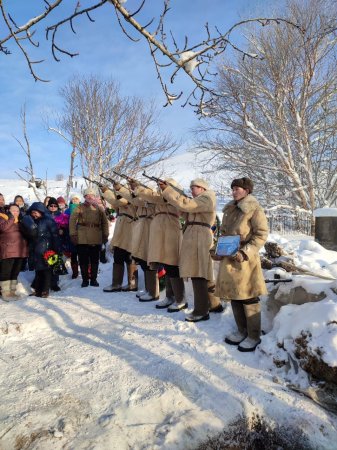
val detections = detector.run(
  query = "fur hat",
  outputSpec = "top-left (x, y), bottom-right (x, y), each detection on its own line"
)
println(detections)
top-left (83, 187), bottom-right (96, 197)
top-left (47, 197), bottom-right (59, 207)
top-left (57, 196), bottom-right (66, 204)
top-left (230, 177), bottom-right (254, 193)
top-left (190, 178), bottom-right (209, 190)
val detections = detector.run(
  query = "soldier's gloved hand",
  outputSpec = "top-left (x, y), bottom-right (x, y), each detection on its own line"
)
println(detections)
top-left (100, 185), bottom-right (109, 193)
top-left (232, 251), bottom-right (245, 263)
top-left (113, 181), bottom-right (122, 191)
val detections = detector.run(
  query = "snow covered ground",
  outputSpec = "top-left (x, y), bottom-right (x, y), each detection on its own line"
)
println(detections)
top-left (1, 164), bottom-right (337, 449)
top-left (1, 233), bottom-right (337, 449)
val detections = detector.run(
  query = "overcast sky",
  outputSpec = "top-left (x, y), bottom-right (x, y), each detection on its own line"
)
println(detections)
top-left (0, 0), bottom-right (278, 179)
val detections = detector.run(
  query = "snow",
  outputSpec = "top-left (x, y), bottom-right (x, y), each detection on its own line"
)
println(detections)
top-left (1, 168), bottom-right (337, 448)
top-left (179, 51), bottom-right (198, 74)
top-left (2, 263), bottom-right (337, 449)
top-left (314, 207), bottom-right (337, 217)
top-left (270, 300), bottom-right (337, 367)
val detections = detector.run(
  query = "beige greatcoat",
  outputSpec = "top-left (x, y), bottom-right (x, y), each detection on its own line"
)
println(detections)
top-left (162, 186), bottom-right (216, 280)
top-left (135, 186), bottom-right (182, 266)
top-left (69, 203), bottom-right (109, 245)
top-left (215, 194), bottom-right (268, 300)
top-left (103, 189), bottom-right (137, 253)
top-left (117, 186), bottom-right (155, 261)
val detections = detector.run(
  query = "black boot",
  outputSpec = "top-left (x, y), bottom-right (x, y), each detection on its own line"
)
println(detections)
top-left (71, 261), bottom-right (79, 279)
top-left (80, 264), bottom-right (89, 287)
top-left (90, 262), bottom-right (99, 286)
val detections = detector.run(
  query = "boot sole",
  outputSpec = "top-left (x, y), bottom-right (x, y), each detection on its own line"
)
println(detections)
top-left (185, 313), bottom-right (210, 322)
top-left (238, 339), bottom-right (261, 352)
top-left (139, 297), bottom-right (159, 302)
top-left (103, 288), bottom-right (122, 292)
top-left (155, 303), bottom-right (174, 309)
top-left (168, 303), bottom-right (188, 313)
top-left (224, 336), bottom-right (247, 345)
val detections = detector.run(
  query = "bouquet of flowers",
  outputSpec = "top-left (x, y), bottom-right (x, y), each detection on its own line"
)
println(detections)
top-left (43, 250), bottom-right (68, 275)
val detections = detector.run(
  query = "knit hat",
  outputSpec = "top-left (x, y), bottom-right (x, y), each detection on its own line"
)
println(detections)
top-left (57, 196), bottom-right (66, 204)
top-left (230, 177), bottom-right (254, 193)
top-left (83, 187), bottom-right (96, 197)
top-left (47, 197), bottom-right (59, 207)
top-left (70, 193), bottom-right (81, 201)
top-left (190, 178), bottom-right (209, 190)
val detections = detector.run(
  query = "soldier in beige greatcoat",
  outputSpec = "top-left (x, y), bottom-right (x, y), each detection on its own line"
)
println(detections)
top-left (113, 182), bottom-right (158, 301)
top-left (100, 185), bottom-right (138, 292)
top-left (215, 177), bottom-right (268, 352)
top-left (161, 178), bottom-right (223, 322)
top-left (134, 180), bottom-right (187, 311)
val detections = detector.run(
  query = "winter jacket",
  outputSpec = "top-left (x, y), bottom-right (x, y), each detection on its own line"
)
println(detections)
top-left (215, 194), bottom-right (268, 300)
top-left (69, 202), bottom-right (109, 245)
top-left (162, 186), bottom-right (216, 280)
top-left (103, 189), bottom-right (137, 253)
top-left (21, 202), bottom-right (61, 271)
top-left (53, 211), bottom-right (72, 255)
top-left (135, 186), bottom-right (182, 267)
top-left (117, 186), bottom-right (155, 261)
top-left (0, 213), bottom-right (29, 260)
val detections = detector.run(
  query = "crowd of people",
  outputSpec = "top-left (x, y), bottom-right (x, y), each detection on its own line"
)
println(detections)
top-left (0, 190), bottom-right (110, 299)
top-left (0, 176), bottom-right (268, 352)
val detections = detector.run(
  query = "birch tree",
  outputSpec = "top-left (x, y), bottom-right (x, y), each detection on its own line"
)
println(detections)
top-left (14, 106), bottom-right (48, 201)
top-left (52, 75), bottom-right (178, 180)
top-left (196, 0), bottom-right (337, 212)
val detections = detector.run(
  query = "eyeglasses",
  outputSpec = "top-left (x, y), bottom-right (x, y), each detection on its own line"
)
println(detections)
top-left (49, 205), bottom-right (58, 208)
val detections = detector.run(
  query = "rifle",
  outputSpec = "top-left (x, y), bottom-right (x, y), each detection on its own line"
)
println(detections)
top-left (83, 176), bottom-right (103, 188)
top-left (111, 170), bottom-right (149, 189)
top-left (99, 174), bottom-right (118, 186)
top-left (142, 171), bottom-right (191, 198)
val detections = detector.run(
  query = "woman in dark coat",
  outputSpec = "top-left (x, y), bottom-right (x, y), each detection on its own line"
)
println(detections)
top-left (47, 197), bottom-right (62, 291)
top-left (21, 202), bottom-right (61, 298)
top-left (0, 204), bottom-right (29, 301)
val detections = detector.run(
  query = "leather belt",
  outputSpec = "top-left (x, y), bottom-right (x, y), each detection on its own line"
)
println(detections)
top-left (79, 223), bottom-right (100, 228)
top-left (119, 213), bottom-right (136, 221)
top-left (155, 212), bottom-right (179, 218)
top-left (185, 221), bottom-right (211, 229)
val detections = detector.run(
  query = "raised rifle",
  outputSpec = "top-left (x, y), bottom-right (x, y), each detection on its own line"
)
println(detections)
top-left (142, 171), bottom-right (191, 198)
top-left (111, 170), bottom-right (149, 189)
top-left (99, 174), bottom-right (118, 185)
top-left (83, 175), bottom-right (104, 188)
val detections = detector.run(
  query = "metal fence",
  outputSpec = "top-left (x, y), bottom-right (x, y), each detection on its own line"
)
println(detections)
top-left (266, 211), bottom-right (313, 236)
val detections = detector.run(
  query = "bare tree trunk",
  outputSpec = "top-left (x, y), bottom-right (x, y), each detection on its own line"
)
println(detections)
top-left (66, 146), bottom-right (76, 202)
top-left (14, 105), bottom-right (44, 202)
